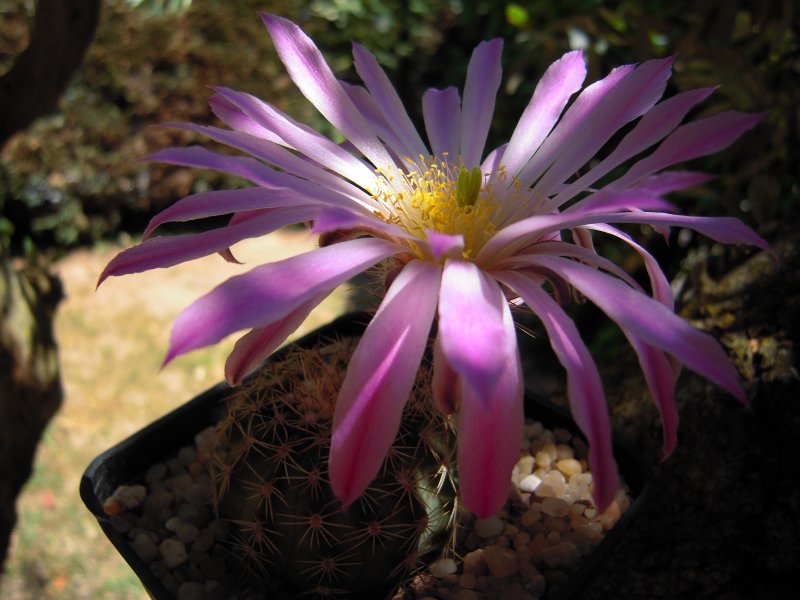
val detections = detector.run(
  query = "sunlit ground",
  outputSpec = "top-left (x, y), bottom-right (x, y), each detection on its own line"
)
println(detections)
top-left (0, 228), bottom-right (350, 599)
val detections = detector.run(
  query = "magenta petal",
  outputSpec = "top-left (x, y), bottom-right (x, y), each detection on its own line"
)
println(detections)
top-left (329, 261), bottom-right (441, 506)
top-left (515, 63), bottom-right (635, 189)
top-left (624, 335), bottom-right (679, 457)
top-left (495, 271), bottom-right (619, 511)
top-left (425, 230), bottom-right (465, 261)
top-left (501, 50), bottom-right (586, 180)
top-left (422, 87), bottom-right (461, 159)
top-left (164, 237), bottom-right (398, 363)
top-left (533, 57), bottom-right (675, 196)
top-left (437, 260), bottom-right (508, 400)
top-left (531, 256), bottom-right (746, 401)
top-left (432, 336), bottom-right (459, 415)
top-left (145, 146), bottom-right (279, 188)
top-left (554, 87), bottom-right (716, 205)
top-left (455, 293), bottom-right (524, 518)
top-left (99, 206), bottom-right (318, 285)
top-left (143, 188), bottom-right (316, 239)
top-left (208, 93), bottom-right (284, 143)
top-left (352, 42), bottom-right (428, 159)
top-left (211, 87), bottom-right (378, 192)
top-left (618, 111), bottom-right (764, 186)
top-left (167, 123), bottom-right (372, 208)
top-left (224, 293), bottom-right (326, 385)
top-left (460, 39), bottom-right (503, 168)
top-left (261, 13), bottom-right (395, 169)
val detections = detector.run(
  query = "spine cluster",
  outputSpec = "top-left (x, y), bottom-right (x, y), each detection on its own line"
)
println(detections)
top-left (209, 336), bottom-right (457, 599)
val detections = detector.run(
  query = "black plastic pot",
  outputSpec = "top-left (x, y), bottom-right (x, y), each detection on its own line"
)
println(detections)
top-left (81, 312), bottom-right (648, 600)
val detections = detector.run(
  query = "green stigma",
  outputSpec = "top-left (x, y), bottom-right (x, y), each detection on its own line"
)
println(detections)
top-left (456, 166), bottom-right (482, 208)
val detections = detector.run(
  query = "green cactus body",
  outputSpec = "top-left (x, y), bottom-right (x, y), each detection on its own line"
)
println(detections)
top-left (209, 336), bottom-right (457, 599)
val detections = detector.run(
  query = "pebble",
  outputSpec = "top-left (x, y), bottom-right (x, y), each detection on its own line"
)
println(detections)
top-left (518, 473), bottom-right (541, 493)
top-left (556, 458), bottom-right (582, 477)
top-left (103, 415), bottom-right (632, 600)
top-left (132, 532), bottom-right (158, 563)
top-left (159, 539), bottom-right (188, 569)
top-left (474, 515), bottom-right (504, 538)
top-left (428, 557), bottom-right (458, 577)
top-left (177, 581), bottom-right (205, 600)
top-left (483, 545), bottom-right (518, 578)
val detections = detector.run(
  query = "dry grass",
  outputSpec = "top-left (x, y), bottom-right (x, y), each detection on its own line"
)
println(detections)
top-left (0, 229), bottom-right (350, 599)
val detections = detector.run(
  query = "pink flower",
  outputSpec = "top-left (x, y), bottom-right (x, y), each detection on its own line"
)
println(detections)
top-left (99, 14), bottom-right (768, 518)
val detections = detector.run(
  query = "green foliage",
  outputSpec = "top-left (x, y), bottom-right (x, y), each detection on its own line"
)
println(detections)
top-left (209, 337), bottom-right (458, 598)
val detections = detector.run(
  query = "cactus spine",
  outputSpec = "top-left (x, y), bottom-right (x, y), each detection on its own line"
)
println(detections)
top-left (209, 336), bottom-right (457, 599)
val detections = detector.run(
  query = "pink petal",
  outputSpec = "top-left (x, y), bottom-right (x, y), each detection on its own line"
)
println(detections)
top-left (261, 13), bottom-right (396, 170)
top-left (352, 42), bottom-right (428, 160)
top-left (500, 50), bottom-right (586, 181)
top-left (224, 293), bottom-right (327, 385)
top-left (624, 335), bottom-right (679, 457)
top-left (432, 335), bottom-right (460, 415)
top-left (453, 290), bottom-right (524, 518)
top-left (460, 39), bottom-right (503, 168)
top-left (496, 271), bottom-right (619, 511)
top-left (167, 123), bottom-right (373, 209)
top-left (329, 260), bottom-right (441, 505)
top-left (208, 93), bottom-right (284, 143)
top-left (146, 146), bottom-right (280, 188)
top-left (480, 207), bottom-right (769, 265)
top-left (437, 259), bottom-right (509, 399)
top-left (99, 206), bottom-right (318, 285)
top-left (164, 237), bottom-right (398, 363)
top-left (425, 230), bottom-right (465, 261)
top-left (211, 87), bottom-right (378, 192)
top-left (422, 87), bottom-right (461, 159)
top-left (143, 188), bottom-right (317, 239)
top-left (341, 82), bottom-right (412, 164)
top-left (585, 224), bottom-right (674, 308)
top-left (513, 63), bottom-right (635, 189)
top-left (532, 57), bottom-right (675, 197)
top-left (553, 87), bottom-right (716, 205)
top-left (529, 255), bottom-right (745, 400)
top-left (616, 111), bottom-right (764, 186)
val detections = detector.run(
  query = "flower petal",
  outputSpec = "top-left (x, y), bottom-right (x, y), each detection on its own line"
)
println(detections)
top-left (460, 39), bottom-right (503, 168)
top-left (453, 290), bottom-right (523, 518)
top-left (624, 335), bottom-right (679, 457)
top-left (480, 207), bottom-right (769, 265)
top-left (616, 111), bottom-right (764, 186)
top-left (99, 206), bottom-right (318, 285)
top-left (330, 260), bottom-right (441, 505)
top-left (437, 259), bottom-right (508, 399)
top-left (553, 87), bottom-right (716, 205)
top-left (261, 13), bottom-right (396, 169)
top-left (167, 123), bottom-right (375, 210)
top-left (531, 57), bottom-right (675, 197)
top-left (500, 50), bottom-right (586, 181)
top-left (224, 293), bottom-right (327, 386)
top-left (164, 237), bottom-right (398, 363)
top-left (422, 87), bottom-right (461, 159)
top-left (146, 146), bottom-right (280, 188)
top-left (352, 42), bottom-right (428, 160)
top-left (143, 188), bottom-right (318, 239)
top-left (209, 92), bottom-right (284, 142)
top-left (529, 255), bottom-right (745, 400)
top-left (496, 271), bottom-right (618, 511)
top-left (513, 63), bottom-right (635, 189)
top-left (211, 87), bottom-right (379, 192)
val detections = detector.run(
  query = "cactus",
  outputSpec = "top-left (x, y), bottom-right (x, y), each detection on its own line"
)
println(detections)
top-left (208, 336), bottom-right (458, 599)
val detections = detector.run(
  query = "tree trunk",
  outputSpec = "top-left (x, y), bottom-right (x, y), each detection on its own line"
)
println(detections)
top-left (0, 257), bottom-right (64, 569)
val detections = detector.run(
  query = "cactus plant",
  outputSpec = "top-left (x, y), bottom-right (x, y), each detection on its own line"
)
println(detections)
top-left (208, 335), bottom-right (458, 599)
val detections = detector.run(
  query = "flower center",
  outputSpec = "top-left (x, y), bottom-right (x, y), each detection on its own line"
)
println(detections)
top-left (373, 157), bottom-right (501, 260)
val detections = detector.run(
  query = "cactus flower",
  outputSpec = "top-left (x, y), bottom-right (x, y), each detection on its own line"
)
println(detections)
top-left (100, 14), bottom-right (768, 518)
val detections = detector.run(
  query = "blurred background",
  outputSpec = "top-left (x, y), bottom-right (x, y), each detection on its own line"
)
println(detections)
top-left (0, 0), bottom-right (796, 598)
